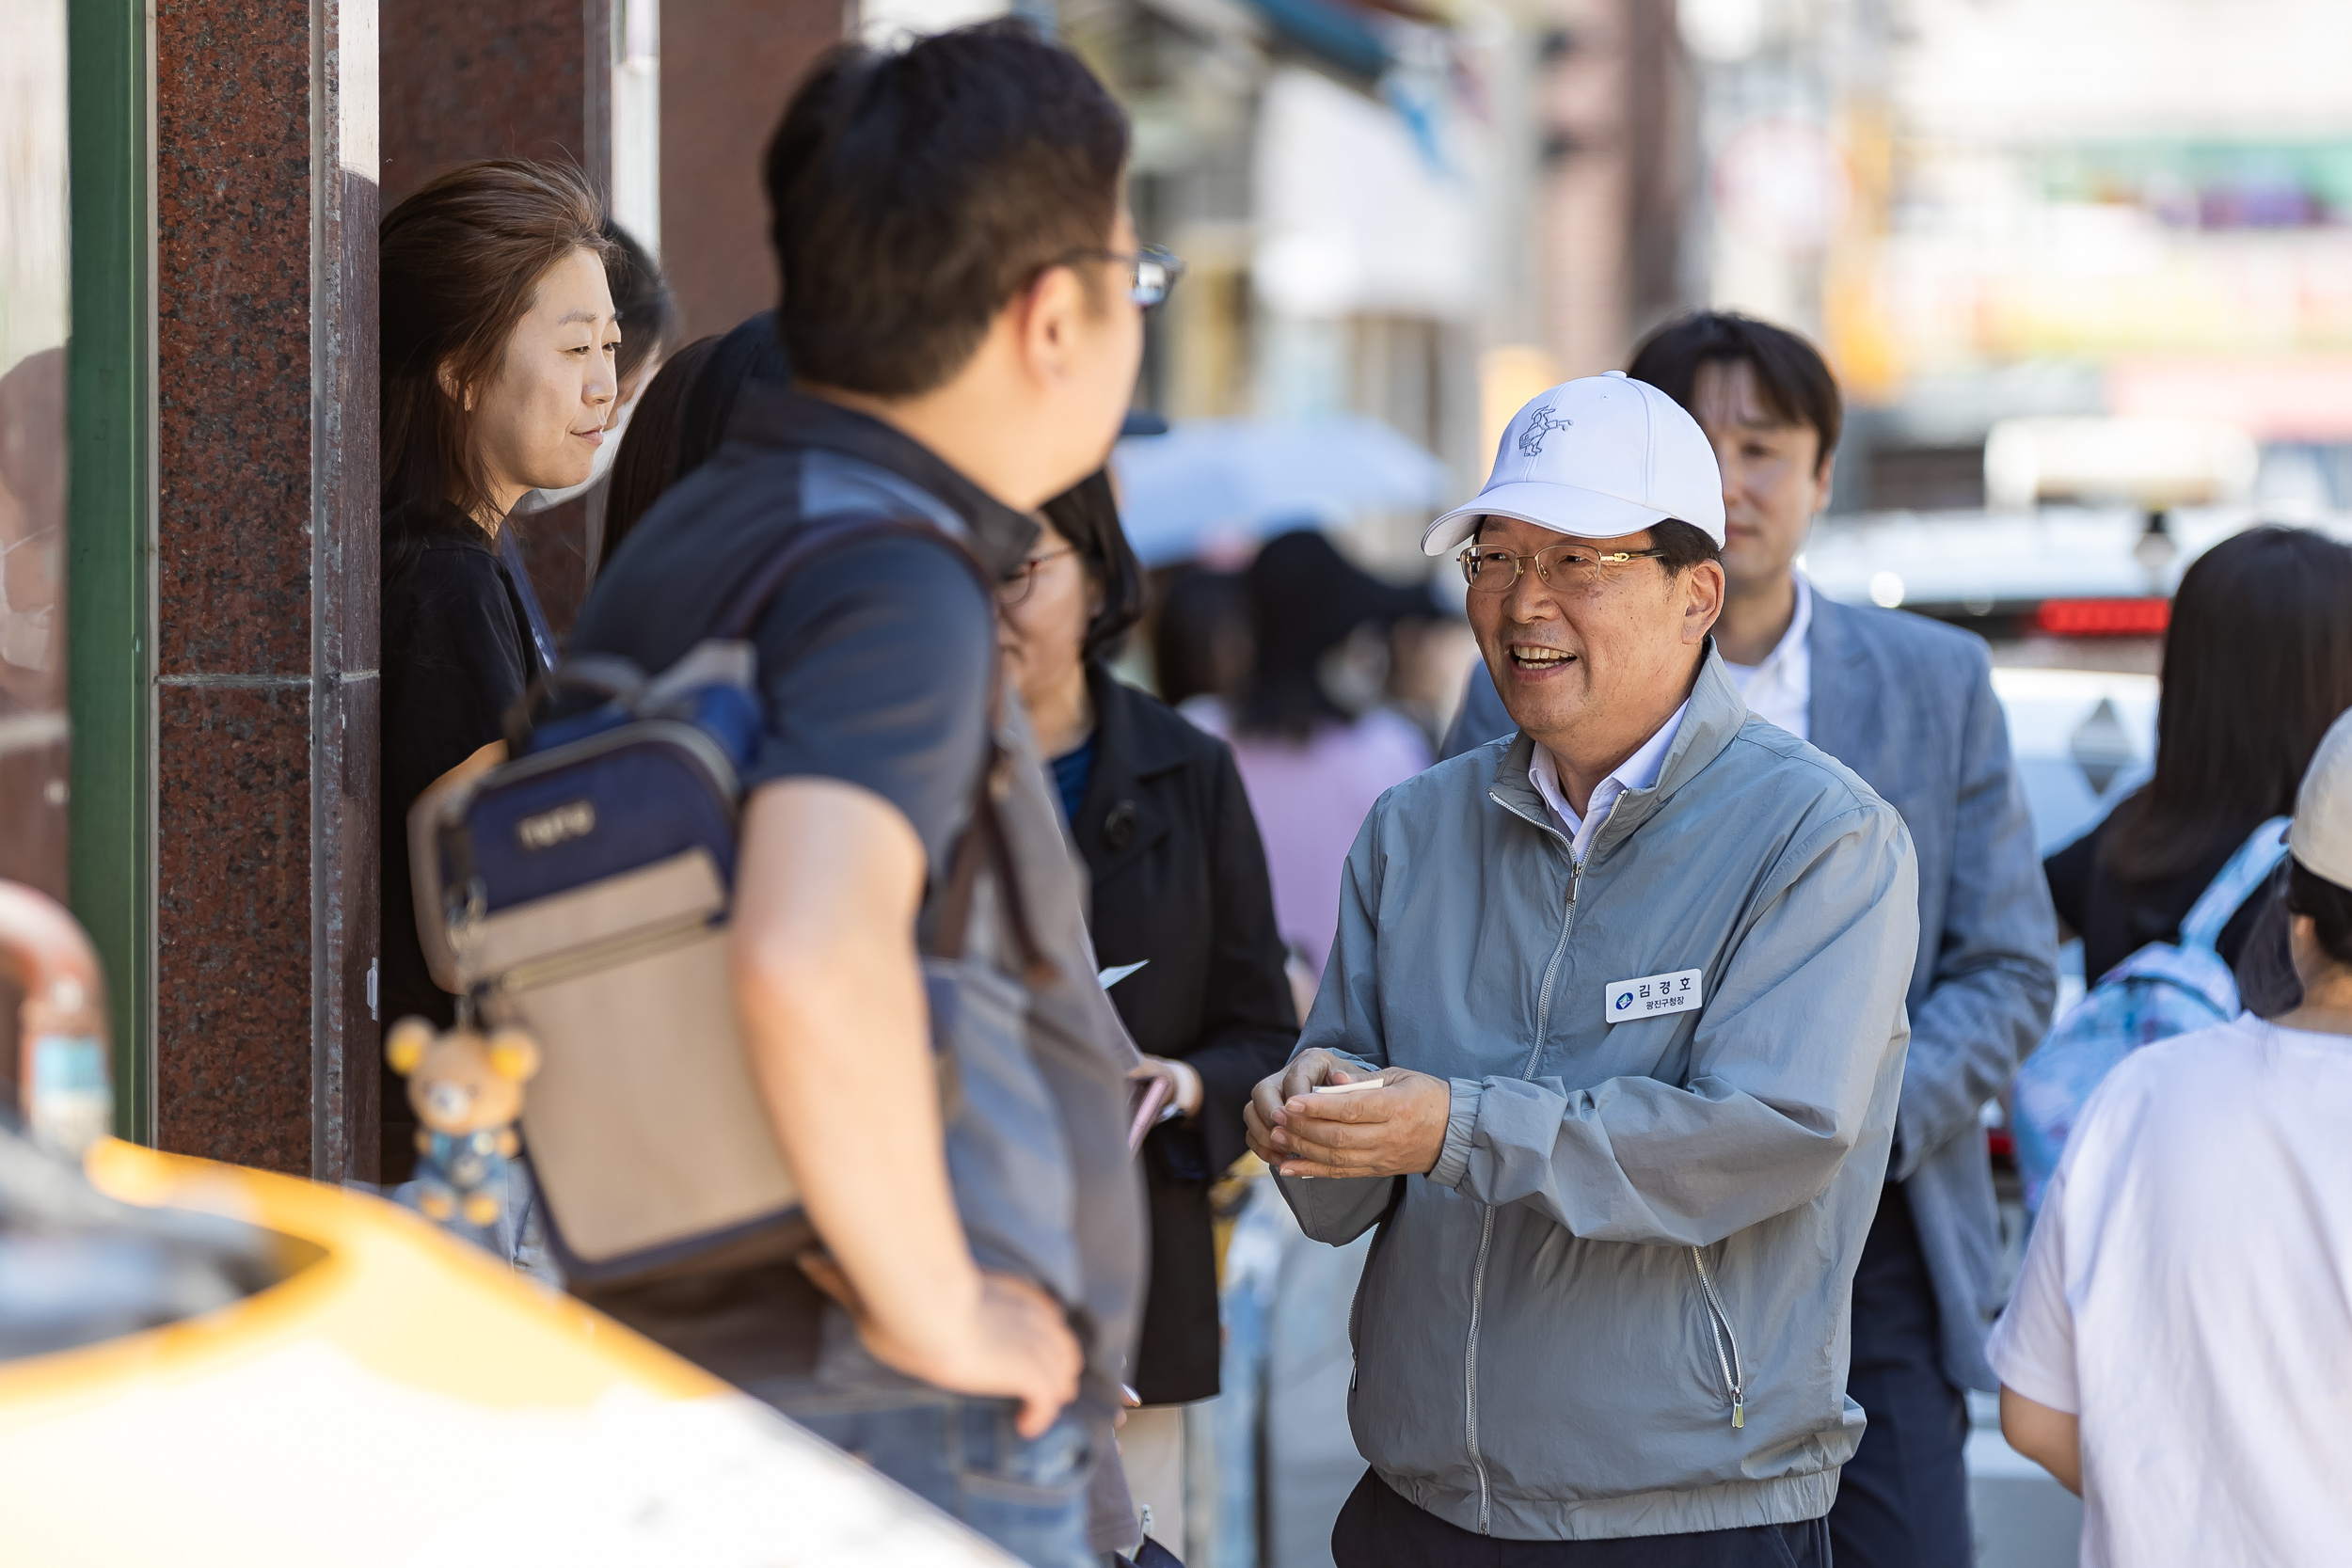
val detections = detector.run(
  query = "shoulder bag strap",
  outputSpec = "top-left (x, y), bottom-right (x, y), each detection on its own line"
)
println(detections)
top-left (713, 511), bottom-right (1055, 986)
top-left (709, 511), bottom-right (986, 639)
top-left (2179, 816), bottom-right (2293, 952)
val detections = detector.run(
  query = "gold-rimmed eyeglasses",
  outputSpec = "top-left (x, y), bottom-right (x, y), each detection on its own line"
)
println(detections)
top-left (1456, 541), bottom-right (1669, 595)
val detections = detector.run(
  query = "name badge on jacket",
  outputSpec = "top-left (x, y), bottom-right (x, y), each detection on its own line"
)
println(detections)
top-left (1604, 969), bottom-right (1702, 1023)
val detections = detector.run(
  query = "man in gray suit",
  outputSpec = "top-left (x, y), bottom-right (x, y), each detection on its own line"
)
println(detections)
top-left (1440, 313), bottom-right (2058, 1568)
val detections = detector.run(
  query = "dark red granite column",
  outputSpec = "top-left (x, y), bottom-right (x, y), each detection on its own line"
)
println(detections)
top-left (151, 0), bottom-right (378, 1178)
top-left (660, 0), bottom-right (848, 341)
top-left (380, 1), bottom-right (612, 210)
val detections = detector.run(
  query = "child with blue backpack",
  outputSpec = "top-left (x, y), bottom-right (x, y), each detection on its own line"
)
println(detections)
top-left (1989, 707), bottom-right (2352, 1565)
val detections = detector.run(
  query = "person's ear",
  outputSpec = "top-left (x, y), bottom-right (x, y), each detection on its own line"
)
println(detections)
top-left (1682, 560), bottom-right (1725, 645)
top-left (1012, 263), bottom-right (1091, 391)
top-left (2288, 911), bottom-right (2321, 979)
top-left (1810, 450), bottom-right (1838, 516)
top-left (436, 357), bottom-right (476, 414)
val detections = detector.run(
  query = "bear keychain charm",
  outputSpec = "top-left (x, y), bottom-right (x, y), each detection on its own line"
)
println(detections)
top-left (384, 1016), bottom-right (542, 1231)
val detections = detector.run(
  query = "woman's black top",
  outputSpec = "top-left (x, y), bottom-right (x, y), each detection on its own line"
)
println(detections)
top-left (380, 504), bottom-right (546, 1179)
top-left (1063, 661), bottom-right (1299, 1405)
top-left (2044, 804), bottom-right (2270, 984)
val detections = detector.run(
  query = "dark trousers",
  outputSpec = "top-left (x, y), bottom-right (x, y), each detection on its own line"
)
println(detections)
top-left (1332, 1470), bottom-right (1831, 1568)
top-left (1826, 1186), bottom-right (1973, 1568)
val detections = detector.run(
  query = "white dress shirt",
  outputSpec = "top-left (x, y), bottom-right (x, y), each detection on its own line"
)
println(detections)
top-left (1722, 572), bottom-right (1812, 740)
top-left (1529, 700), bottom-right (1689, 861)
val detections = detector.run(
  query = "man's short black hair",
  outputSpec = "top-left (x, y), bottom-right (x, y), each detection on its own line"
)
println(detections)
top-left (1627, 311), bottom-right (1842, 473)
top-left (1651, 518), bottom-right (1721, 572)
top-left (603, 216), bottom-right (678, 388)
top-left (763, 20), bottom-right (1130, 398)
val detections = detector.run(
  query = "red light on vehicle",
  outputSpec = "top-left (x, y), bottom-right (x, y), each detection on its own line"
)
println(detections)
top-left (2034, 597), bottom-right (2171, 637)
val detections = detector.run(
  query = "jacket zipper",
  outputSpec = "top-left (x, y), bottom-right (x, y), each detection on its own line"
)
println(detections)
top-left (1690, 1246), bottom-right (1747, 1430)
top-left (1462, 828), bottom-right (1585, 1533)
top-left (1463, 1205), bottom-right (1496, 1528)
top-left (1466, 784), bottom-right (1631, 1529)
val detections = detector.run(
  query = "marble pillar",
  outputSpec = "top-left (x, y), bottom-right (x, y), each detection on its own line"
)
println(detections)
top-left (660, 0), bottom-right (848, 341)
top-left (150, 0), bottom-right (379, 1177)
top-left (380, 0), bottom-right (611, 211)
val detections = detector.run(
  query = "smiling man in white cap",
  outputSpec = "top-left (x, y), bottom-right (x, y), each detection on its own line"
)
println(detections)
top-left (1244, 373), bottom-right (1921, 1566)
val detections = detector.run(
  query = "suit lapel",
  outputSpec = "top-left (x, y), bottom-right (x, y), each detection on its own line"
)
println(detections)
top-left (1804, 593), bottom-right (1883, 786)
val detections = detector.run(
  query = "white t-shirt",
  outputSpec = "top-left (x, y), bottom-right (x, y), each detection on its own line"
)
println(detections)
top-left (1985, 1013), bottom-right (2352, 1568)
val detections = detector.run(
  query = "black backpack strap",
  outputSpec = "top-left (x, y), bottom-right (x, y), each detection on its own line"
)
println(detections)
top-left (714, 512), bottom-right (1056, 988)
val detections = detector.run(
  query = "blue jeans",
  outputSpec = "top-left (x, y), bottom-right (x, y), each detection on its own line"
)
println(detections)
top-left (764, 1390), bottom-right (1096, 1568)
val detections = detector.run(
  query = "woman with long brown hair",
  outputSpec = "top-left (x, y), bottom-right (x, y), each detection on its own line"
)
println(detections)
top-left (2045, 524), bottom-right (2352, 980)
top-left (379, 160), bottom-right (618, 1178)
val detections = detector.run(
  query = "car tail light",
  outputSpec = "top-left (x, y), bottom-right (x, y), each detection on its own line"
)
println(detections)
top-left (2034, 597), bottom-right (2170, 637)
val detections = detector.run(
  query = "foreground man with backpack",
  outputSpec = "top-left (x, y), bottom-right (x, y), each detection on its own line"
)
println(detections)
top-left (1247, 374), bottom-right (1920, 1567)
top-left (556, 24), bottom-right (1149, 1565)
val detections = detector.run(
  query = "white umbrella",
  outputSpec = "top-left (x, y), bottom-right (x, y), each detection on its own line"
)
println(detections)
top-left (1111, 415), bottom-right (1454, 565)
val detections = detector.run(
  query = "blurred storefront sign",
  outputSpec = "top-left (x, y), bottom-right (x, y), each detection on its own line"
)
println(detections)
top-left (2109, 356), bottom-right (2352, 442)
top-left (1251, 67), bottom-right (1479, 322)
top-left (1982, 416), bottom-right (2258, 512)
top-left (1712, 119), bottom-right (1851, 255)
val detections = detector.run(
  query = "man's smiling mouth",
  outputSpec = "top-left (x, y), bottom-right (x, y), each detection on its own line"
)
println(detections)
top-left (1510, 644), bottom-right (1576, 671)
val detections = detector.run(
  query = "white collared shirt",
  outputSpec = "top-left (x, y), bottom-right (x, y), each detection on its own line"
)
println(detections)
top-left (1723, 572), bottom-right (1812, 740)
top-left (1529, 700), bottom-right (1689, 861)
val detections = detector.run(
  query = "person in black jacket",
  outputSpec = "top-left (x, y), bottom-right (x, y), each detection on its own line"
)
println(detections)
top-left (378, 161), bottom-right (620, 1179)
top-left (1003, 467), bottom-right (1300, 1554)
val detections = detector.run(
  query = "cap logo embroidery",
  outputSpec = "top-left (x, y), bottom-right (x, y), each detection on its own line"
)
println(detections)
top-left (1518, 404), bottom-right (1573, 456)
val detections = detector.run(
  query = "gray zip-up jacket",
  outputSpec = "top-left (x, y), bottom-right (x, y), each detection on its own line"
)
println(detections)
top-left (1278, 651), bottom-right (1919, 1541)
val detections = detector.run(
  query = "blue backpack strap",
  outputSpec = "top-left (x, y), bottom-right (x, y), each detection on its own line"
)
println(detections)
top-left (2179, 816), bottom-right (2292, 951)
top-left (501, 655), bottom-right (650, 755)
top-left (708, 510), bottom-right (1051, 980)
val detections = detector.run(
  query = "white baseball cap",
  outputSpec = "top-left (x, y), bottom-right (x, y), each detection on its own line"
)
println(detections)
top-left (1422, 372), bottom-right (1727, 556)
top-left (2290, 707), bottom-right (2352, 887)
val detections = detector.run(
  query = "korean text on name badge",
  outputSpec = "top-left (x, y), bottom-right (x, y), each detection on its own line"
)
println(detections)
top-left (1603, 969), bottom-right (1703, 1024)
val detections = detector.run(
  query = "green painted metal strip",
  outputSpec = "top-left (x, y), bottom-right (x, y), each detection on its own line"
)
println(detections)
top-left (66, 0), bottom-right (156, 1145)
